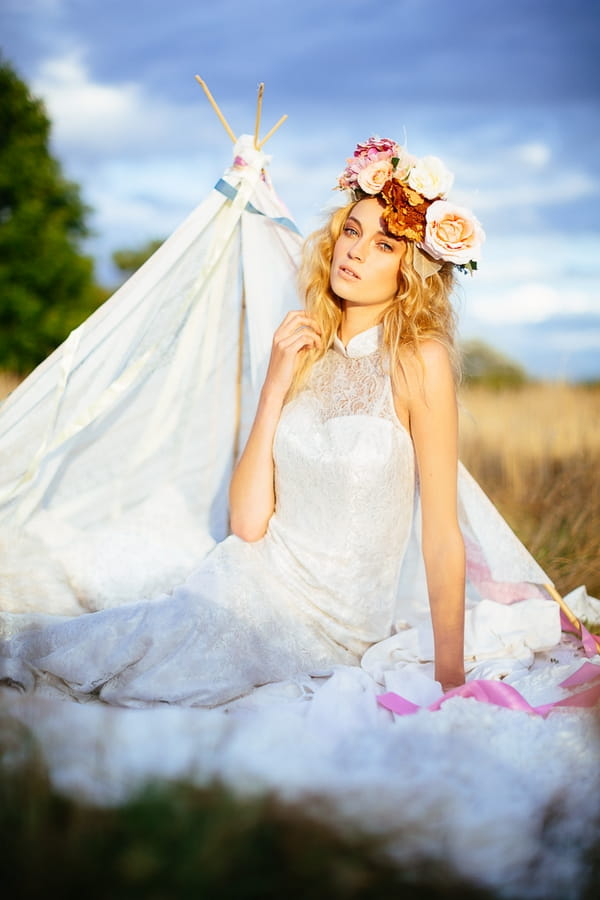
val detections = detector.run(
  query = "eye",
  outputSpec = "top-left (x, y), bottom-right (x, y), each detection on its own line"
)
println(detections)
top-left (378, 241), bottom-right (394, 252)
top-left (343, 225), bottom-right (359, 237)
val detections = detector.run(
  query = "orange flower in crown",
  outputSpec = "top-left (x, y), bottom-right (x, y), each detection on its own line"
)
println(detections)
top-left (336, 136), bottom-right (485, 274)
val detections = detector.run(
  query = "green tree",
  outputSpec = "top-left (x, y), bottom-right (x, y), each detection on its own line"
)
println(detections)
top-left (461, 338), bottom-right (528, 388)
top-left (112, 238), bottom-right (164, 280)
top-left (0, 58), bottom-right (99, 373)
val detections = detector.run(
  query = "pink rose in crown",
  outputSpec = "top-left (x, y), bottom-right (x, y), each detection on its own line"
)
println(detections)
top-left (354, 136), bottom-right (400, 159)
top-left (422, 201), bottom-right (485, 264)
top-left (338, 138), bottom-right (416, 193)
top-left (338, 150), bottom-right (392, 190)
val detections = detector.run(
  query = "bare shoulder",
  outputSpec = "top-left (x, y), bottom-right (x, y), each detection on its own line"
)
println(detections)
top-left (398, 339), bottom-right (455, 404)
top-left (417, 337), bottom-right (453, 368)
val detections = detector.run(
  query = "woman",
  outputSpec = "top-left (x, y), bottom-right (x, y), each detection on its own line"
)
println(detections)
top-left (230, 141), bottom-right (474, 692)
top-left (0, 136), bottom-right (553, 707)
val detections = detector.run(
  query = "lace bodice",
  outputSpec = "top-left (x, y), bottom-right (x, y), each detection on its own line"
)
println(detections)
top-left (267, 325), bottom-right (416, 647)
top-left (306, 330), bottom-right (398, 422)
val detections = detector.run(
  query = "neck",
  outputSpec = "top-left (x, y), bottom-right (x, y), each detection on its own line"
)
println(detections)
top-left (338, 304), bottom-right (385, 346)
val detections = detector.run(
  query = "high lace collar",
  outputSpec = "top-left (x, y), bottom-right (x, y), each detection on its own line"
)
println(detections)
top-left (332, 324), bottom-right (383, 359)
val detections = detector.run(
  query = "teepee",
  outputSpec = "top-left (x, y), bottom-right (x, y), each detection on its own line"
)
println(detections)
top-left (0, 83), bottom-right (301, 537)
top-left (0, 83), bottom-right (305, 613)
top-left (0, 80), bottom-right (595, 648)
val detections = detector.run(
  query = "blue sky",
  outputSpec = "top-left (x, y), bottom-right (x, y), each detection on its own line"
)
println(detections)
top-left (2, 0), bottom-right (599, 380)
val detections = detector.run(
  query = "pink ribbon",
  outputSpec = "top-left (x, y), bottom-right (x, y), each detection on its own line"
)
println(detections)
top-left (559, 610), bottom-right (600, 657)
top-left (378, 662), bottom-right (600, 717)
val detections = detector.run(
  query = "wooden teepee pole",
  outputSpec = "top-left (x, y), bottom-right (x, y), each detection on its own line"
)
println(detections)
top-left (544, 581), bottom-right (587, 637)
top-left (195, 77), bottom-right (287, 150)
top-left (254, 83), bottom-right (264, 150)
top-left (194, 76), bottom-right (237, 143)
top-left (257, 114), bottom-right (288, 150)
top-left (232, 286), bottom-right (246, 466)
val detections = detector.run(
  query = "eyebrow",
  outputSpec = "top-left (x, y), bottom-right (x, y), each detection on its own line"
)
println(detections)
top-left (345, 216), bottom-right (400, 241)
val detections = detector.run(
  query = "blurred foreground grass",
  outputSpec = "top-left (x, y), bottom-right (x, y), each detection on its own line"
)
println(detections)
top-left (459, 382), bottom-right (600, 599)
top-left (0, 717), bottom-right (498, 900)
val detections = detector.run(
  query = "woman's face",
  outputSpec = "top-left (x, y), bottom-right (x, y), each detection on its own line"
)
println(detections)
top-left (330, 198), bottom-right (405, 311)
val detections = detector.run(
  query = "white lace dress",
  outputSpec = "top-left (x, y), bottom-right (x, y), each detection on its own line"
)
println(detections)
top-left (0, 326), bottom-right (560, 706)
top-left (4, 327), bottom-right (600, 900)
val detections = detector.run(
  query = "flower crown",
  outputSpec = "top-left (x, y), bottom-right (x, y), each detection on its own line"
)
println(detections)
top-left (336, 136), bottom-right (485, 279)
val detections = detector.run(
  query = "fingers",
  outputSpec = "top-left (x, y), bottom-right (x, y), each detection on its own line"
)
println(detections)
top-left (273, 311), bottom-right (321, 352)
top-left (263, 313), bottom-right (322, 398)
top-left (276, 311), bottom-right (319, 331)
top-left (277, 330), bottom-right (320, 353)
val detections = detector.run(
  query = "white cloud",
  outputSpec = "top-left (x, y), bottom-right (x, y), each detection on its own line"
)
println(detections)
top-left (470, 281), bottom-right (598, 325)
top-left (86, 157), bottom-right (209, 237)
top-left (32, 52), bottom-right (209, 159)
top-left (475, 283), bottom-right (562, 323)
top-left (476, 232), bottom-right (600, 281)
top-left (448, 133), bottom-right (598, 216)
top-left (515, 142), bottom-right (552, 168)
top-left (28, 51), bottom-right (245, 278)
top-left (472, 171), bottom-right (597, 212)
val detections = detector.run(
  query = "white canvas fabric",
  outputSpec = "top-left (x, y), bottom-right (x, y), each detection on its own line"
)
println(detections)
top-left (0, 135), bottom-right (302, 540)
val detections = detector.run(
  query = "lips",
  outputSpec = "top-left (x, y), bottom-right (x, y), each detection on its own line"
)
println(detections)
top-left (338, 265), bottom-right (360, 280)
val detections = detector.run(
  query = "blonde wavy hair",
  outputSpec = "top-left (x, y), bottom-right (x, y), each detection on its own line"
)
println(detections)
top-left (289, 199), bottom-right (459, 399)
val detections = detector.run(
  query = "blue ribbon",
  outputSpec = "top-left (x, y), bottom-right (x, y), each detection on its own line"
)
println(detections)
top-left (214, 178), bottom-right (302, 236)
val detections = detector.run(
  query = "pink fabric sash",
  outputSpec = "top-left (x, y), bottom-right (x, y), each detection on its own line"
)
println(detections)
top-left (464, 533), bottom-right (547, 605)
top-left (378, 661), bottom-right (600, 717)
top-left (559, 610), bottom-right (600, 656)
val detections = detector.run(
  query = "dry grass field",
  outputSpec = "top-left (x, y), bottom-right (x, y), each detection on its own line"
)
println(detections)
top-left (0, 371), bottom-right (22, 402)
top-left (459, 382), bottom-right (600, 600)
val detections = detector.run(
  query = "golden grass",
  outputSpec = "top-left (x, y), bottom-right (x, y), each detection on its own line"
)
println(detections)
top-left (0, 371), bottom-right (23, 402)
top-left (459, 382), bottom-right (600, 599)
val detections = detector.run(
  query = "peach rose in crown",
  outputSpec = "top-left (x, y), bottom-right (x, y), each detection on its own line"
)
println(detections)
top-left (421, 200), bottom-right (485, 264)
top-left (356, 159), bottom-right (394, 194)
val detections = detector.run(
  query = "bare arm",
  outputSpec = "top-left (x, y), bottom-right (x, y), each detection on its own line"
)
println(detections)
top-left (229, 311), bottom-right (321, 542)
top-left (401, 341), bottom-right (466, 691)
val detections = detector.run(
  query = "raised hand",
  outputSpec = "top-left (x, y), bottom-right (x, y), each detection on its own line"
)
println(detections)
top-left (229, 311), bottom-right (321, 541)
top-left (263, 310), bottom-right (321, 401)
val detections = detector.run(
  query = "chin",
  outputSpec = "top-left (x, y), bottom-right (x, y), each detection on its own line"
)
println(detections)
top-left (330, 278), bottom-right (355, 303)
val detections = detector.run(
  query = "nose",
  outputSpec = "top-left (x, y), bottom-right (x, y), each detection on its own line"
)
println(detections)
top-left (348, 236), bottom-right (367, 261)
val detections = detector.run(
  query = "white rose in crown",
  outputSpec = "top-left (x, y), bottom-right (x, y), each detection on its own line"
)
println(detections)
top-left (408, 155), bottom-right (454, 200)
top-left (392, 147), bottom-right (417, 181)
top-left (421, 200), bottom-right (485, 264)
top-left (356, 159), bottom-right (394, 194)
